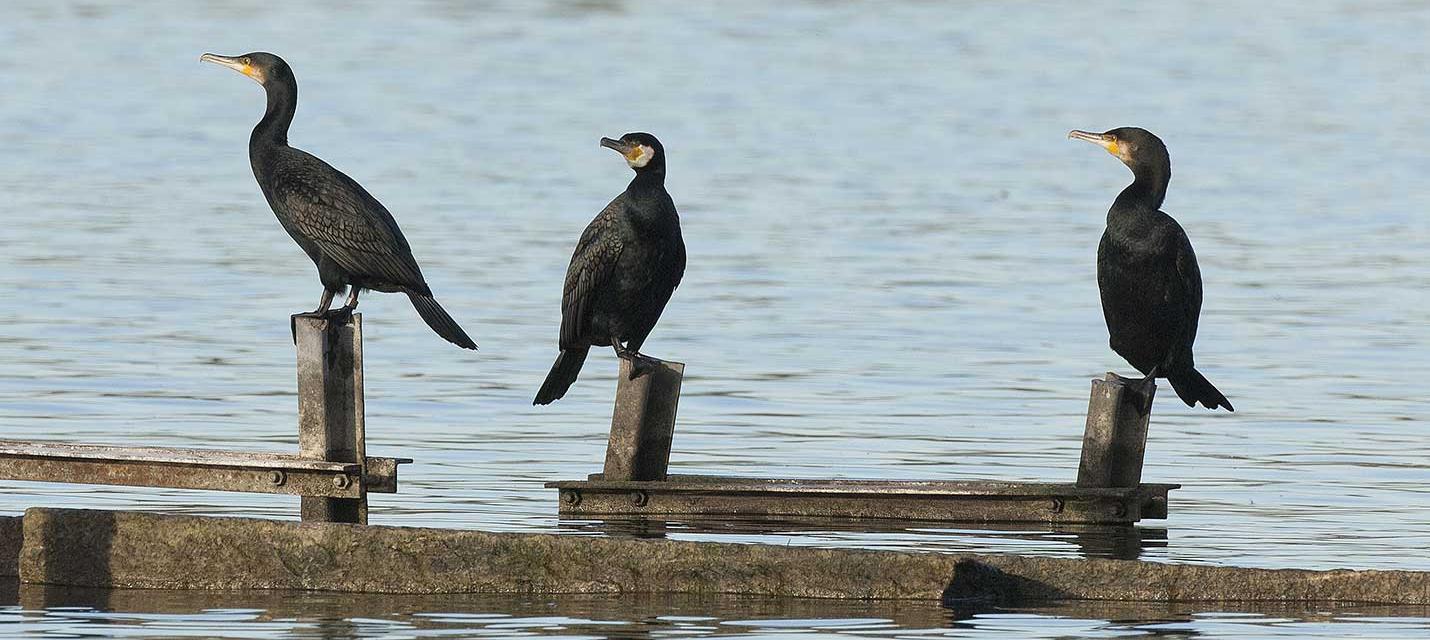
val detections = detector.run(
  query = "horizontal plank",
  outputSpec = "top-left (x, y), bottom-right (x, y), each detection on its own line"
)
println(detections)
top-left (546, 475), bottom-right (1176, 524)
top-left (0, 439), bottom-right (409, 498)
top-left (551, 474), bottom-right (1178, 497)
top-left (0, 440), bottom-right (353, 471)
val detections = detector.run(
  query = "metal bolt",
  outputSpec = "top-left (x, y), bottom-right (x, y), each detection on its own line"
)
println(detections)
top-left (268, 470), bottom-right (286, 486)
top-left (1114, 501), bottom-right (1129, 518)
top-left (333, 474), bottom-right (351, 489)
top-left (1049, 498), bottom-right (1065, 514)
top-left (630, 490), bottom-right (649, 507)
top-left (561, 489), bottom-right (582, 507)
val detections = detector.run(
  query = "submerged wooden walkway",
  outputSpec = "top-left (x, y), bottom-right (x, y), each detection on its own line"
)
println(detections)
top-left (4, 509), bottom-right (1427, 605)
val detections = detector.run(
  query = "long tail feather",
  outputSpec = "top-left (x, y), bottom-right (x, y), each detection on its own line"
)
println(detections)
top-left (534, 347), bottom-right (589, 405)
top-left (1168, 367), bottom-right (1233, 411)
top-left (406, 293), bottom-right (477, 350)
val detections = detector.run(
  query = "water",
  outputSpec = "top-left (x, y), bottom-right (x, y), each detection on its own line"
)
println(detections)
top-left (0, 0), bottom-right (1427, 636)
top-left (1, 585), bottom-right (1428, 640)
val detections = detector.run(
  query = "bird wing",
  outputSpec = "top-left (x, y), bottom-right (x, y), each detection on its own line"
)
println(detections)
top-left (559, 197), bottom-right (625, 349)
top-left (270, 152), bottom-right (426, 290)
top-left (1169, 223), bottom-right (1204, 347)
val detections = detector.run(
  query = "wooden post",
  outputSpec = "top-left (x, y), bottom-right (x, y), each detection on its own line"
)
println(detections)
top-left (294, 313), bottom-right (366, 524)
top-left (602, 359), bottom-right (684, 481)
top-left (1076, 373), bottom-right (1153, 489)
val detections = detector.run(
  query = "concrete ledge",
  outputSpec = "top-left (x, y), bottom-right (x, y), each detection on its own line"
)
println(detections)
top-left (17, 508), bottom-right (1430, 604)
top-left (0, 516), bottom-right (21, 578)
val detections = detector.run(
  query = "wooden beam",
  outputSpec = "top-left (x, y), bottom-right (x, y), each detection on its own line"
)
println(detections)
top-left (548, 475), bottom-right (1176, 525)
top-left (603, 359), bottom-right (684, 481)
top-left (0, 440), bottom-right (407, 498)
top-left (294, 313), bottom-right (367, 523)
top-left (1077, 373), bottom-right (1154, 489)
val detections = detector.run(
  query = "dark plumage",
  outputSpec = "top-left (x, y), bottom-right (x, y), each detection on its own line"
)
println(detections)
top-left (534, 133), bottom-right (686, 405)
top-left (202, 51), bottom-right (476, 349)
top-left (1069, 127), bottom-right (1232, 411)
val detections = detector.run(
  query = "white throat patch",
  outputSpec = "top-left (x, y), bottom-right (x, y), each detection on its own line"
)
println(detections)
top-left (627, 144), bottom-right (655, 168)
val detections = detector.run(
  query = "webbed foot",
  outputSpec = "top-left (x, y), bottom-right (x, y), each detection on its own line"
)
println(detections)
top-left (1106, 371), bottom-right (1157, 414)
top-left (290, 306), bottom-right (354, 342)
top-left (626, 353), bottom-right (662, 380)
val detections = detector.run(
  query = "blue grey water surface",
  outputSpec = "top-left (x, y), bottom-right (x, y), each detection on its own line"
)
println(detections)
top-left (2, 589), bottom-right (1429, 639)
top-left (0, 0), bottom-right (1427, 636)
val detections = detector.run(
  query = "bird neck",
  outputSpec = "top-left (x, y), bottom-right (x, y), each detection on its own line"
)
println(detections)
top-left (629, 166), bottom-right (666, 191)
top-left (1111, 161), bottom-right (1169, 218)
top-left (250, 79), bottom-right (297, 148)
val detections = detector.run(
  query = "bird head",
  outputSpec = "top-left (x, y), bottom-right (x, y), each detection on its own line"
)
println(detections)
top-left (1068, 126), bottom-right (1168, 173)
top-left (201, 51), bottom-right (293, 88)
top-left (600, 132), bottom-right (665, 174)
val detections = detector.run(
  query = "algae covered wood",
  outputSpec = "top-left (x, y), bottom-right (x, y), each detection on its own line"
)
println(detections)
top-left (18, 507), bottom-right (1430, 604)
top-left (603, 359), bottom-right (684, 481)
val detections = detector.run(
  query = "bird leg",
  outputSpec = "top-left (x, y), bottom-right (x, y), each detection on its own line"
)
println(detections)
top-left (1105, 369), bottom-right (1157, 414)
top-left (290, 288), bottom-right (341, 342)
top-left (1130, 367), bottom-right (1159, 414)
top-left (312, 287), bottom-right (359, 324)
top-left (308, 288), bottom-right (337, 316)
top-left (335, 287), bottom-right (361, 314)
top-left (611, 339), bottom-right (660, 380)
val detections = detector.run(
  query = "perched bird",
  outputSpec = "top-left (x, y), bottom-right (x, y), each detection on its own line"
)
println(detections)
top-left (1069, 127), bottom-right (1232, 411)
top-left (534, 133), bottom-right (686, 405)
top-left (201, 52), bottom-right (476, 349)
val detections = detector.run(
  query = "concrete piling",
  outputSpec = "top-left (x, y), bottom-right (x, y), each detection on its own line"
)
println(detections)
top-left (1077, 373), bottom-right (1154, 489)
top-left (603, 359), bottom-right (684, 482)
top-left (294, 313), bottom-right (367, 524)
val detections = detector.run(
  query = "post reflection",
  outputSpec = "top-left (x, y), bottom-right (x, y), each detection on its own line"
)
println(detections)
top-left (558, 515), bottom-right (1168, 561)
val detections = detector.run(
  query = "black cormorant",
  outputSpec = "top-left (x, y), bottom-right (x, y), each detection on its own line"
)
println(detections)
top-left (201, 52), bottom-right (476, 349)
top-left (1069, 127), bottom-right (1232, 411)
top-left (533, 133), bottom-right (686, 405)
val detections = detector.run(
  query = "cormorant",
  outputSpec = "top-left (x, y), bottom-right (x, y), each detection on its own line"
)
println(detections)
top-left (1068, 127), bottom-right (1232, 411)
top-left (201, 52), bottom-right (476, 349)
top-left (533, 133), bottom-right (686, 405)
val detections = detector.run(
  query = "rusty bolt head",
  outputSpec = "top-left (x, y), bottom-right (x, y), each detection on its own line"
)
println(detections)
top-left (333, 474), bottom-right (351, 490)
top-left (268, 470), bottom-right (286, 486)
top-left (561, 489), bottom-right (582, 506)
top-left (630, 490), bottom-right (649, 507)
top-left (1049, 498), bottom-right (1065, 514)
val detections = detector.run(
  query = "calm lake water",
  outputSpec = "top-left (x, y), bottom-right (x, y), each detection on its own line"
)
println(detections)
top-left (1, 0), bottom-right (1427, 636)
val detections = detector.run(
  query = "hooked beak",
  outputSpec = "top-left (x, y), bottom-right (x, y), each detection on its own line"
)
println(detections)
top-left (1069, 129), bottom-right (1122, 158)
top-left (600, 136), bottom-right (634, 155)
top-left (201, 53), bottom-right (263, 84)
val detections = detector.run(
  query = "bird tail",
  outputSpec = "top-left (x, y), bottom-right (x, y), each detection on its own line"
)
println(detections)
top-left (406, 293), bottom-right (478, 350)
top-left (1167, 367), bottom-right (1233, 411)
top-left (533, 347), bottom-right (589, 405)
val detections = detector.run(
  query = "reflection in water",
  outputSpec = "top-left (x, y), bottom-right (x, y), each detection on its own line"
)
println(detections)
top-left (3, 581), bottom-right (1427, 639)
top-left (560, 515), bottom-right (1167, 561)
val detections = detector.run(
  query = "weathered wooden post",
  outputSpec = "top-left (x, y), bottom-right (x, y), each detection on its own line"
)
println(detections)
top-left (602, 359), bottom-right (684, 481)
top-left (294, 313), bottom-right (367, 524)
top-left (1076, 373), bottom-right (1153, 488)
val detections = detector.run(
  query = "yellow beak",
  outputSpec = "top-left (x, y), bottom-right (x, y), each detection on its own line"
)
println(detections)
top-left (201, 53), bottom-right (264, 84)
top-left (1068, 129), bottom-right (1122, 158)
